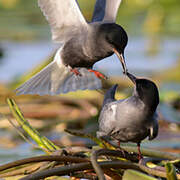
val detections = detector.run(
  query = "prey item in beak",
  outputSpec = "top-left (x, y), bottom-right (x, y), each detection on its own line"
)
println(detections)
top-left (127, 72), bottom-right (137, 84)
top-left (113, 49), bottom-right (128, 74)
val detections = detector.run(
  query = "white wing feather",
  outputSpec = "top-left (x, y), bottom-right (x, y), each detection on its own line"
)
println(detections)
top-left (38, 0), bottom-right (88, 42)
top-left (103, 0), bottom-right (122, 22)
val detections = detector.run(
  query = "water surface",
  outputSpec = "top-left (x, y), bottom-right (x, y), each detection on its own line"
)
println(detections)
top-left (0, 37), bottom-right (180, 83)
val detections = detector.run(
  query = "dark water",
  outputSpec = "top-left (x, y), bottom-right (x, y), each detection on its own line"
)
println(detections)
top-left (0, 37), bottom-right (180, 83)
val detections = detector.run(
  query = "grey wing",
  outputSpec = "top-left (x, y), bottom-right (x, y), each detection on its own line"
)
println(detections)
top-left (38, 0), bottom-right (88, 43)
top-left (92, 0), bottom-right (122, 22)
top-left (149, 112), bottom-right (159, 140)
top-left (102, 84), bottom-right (118, 107)
top-left (58, 68), bottom-right (102, 93)
top-left (97, 102), bottom-right (117, 138)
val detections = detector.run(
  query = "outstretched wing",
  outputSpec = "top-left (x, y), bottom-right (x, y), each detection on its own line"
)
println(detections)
top-left (15, 48), bottom-right (102, 96)
top-left (38, 0), bottom-right (88, 42)
top-left (92, 0), bottom-right (122, 22)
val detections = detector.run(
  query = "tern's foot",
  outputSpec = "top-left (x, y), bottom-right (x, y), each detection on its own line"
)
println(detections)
top-left (138, 153), bottom-right (143, 161)
top-left (88, 69), bottom-right (107, 80)
top-left (117, 148), bottom-right (126, 158)
top-left (70, 68), bottom-right (82, 76)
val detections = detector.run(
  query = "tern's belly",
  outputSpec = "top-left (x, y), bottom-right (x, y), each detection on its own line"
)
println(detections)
top-left (111, 126), bottom-right (149, 143)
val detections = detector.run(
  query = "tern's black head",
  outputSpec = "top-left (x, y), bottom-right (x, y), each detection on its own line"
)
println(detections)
top-left (127, 72), bottom-right (159, 112)
top-left (98, 23), bottom-right (128, 73)
top-left (103, 23), bottom-right (128, 53)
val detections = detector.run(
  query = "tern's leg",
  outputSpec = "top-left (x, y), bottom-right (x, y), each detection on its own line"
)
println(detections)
top-left (117, 141), bottom-right (126, 157)
top-left (88, 69), bottom-right (108, 80)
top-left (70, 68), bottom-right (82, 76)
top-left (137, 142), bottom-right (143, 160)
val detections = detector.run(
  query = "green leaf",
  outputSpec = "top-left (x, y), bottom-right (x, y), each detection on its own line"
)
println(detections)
top-left (123, 169), bottom-right (158, 180)
top-left (165, 162), bottom-right (178, 180)
top-left (65, 129), bottom-right (115, 150)
top-left (7, 98), bottom-right (60, 153)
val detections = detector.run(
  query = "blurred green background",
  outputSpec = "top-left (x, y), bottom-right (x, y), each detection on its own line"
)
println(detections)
top-left (0, 0), bottom-right (180, 165)
top-left (0, 0), bottom-right (180, 39)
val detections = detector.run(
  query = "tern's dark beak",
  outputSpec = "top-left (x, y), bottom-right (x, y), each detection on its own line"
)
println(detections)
top-left (113, 49), bottom-right (127, 74)
top-left (127, 72), bottom-right (137, 84)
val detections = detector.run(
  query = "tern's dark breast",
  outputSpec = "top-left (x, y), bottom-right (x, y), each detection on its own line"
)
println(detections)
top-left (61, 28), bottom-right (113, 68)
top-left (61, 38), bottom-right (92, 68)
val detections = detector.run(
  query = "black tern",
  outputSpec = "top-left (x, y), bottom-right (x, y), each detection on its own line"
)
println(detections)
top-left (16, 0), bottom-right (128, 95)
top-left (97, 72), bottom-right (159, 159)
